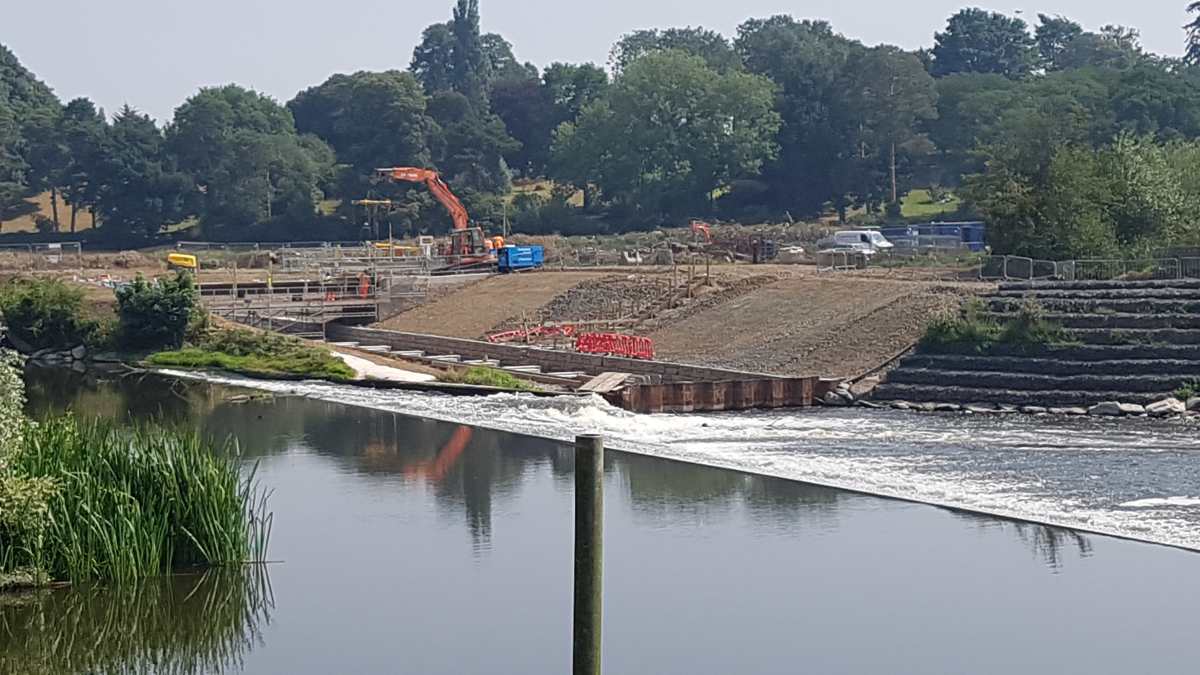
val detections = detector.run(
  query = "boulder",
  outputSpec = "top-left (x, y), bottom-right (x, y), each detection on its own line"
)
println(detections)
top-left (965, 404), bottom-right (997, 414)
top-left (1118, 403), bottom-right (1147, 416)
top-left (1146, 399), bottom-right (1186, 417)
top-left (1088, 402), bottom-right (1123, 417)
top-left (1021, 406), bottom-right (1048, 415)
top-left (1189, 398), bottom-right (1200, 412)
top-left (70, 344), bottom-right (87, 361)
top-left (822, 392), bottom-right (847, 407)
top-left (1050, 407), bottom-right (1088, 416)
top-left (890, 401), bottom-right (913, 411)
top-left (857, 400), bottom-right (885, 409)
top-left (917, 402), bottom-right (938, 412)
top-left (934, 403), bottom-right (962, 413)
top-left (837, 390), bottom-right (856, 404)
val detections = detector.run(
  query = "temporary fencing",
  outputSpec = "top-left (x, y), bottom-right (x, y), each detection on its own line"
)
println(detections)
top-left (575, 333), bottom-right (655, 360)
top-left (487, 325), bottom-right (578, 344)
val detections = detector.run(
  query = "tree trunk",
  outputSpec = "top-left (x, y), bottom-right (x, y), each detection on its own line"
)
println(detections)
top-left (890, 142), bottom-right (898, 205)
top-left (70, 204), bottom-right (77, 233)
top-left (50, 187), bottom-right (61, 230)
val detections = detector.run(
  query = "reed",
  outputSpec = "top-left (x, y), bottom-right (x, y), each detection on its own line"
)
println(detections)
top-left (1, 417), bottom-right (271, 587)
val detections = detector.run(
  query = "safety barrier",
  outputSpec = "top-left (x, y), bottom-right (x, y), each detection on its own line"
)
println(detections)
top-left (575, 333), bottom-right (655, 361)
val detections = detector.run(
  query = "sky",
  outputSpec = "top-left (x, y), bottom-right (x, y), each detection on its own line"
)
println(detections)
top-left (3, 0), bottom-right (1193, 123)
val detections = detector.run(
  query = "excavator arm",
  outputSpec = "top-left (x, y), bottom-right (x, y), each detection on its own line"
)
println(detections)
top-left (376, 167), bottom-right (469, 232)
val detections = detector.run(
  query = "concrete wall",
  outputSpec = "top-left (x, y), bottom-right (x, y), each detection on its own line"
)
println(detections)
top-left (328, 325), bottom-right (787, 382)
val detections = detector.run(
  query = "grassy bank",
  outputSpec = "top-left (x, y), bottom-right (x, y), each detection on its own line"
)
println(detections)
top-left (148, 328), bottom-right (354, 381)
top-left (439, 366), bottom-right (541, 392)
top-left (0, 353), bottom-right (270, 590)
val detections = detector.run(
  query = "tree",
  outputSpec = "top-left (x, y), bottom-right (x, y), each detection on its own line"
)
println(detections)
top-left (488, 76), bottom-right (552, 176)
top-left (931, 9), bottom-right (1036, 78)
top-left (542, 63), bottom-right (609, 124)
top-left (1053, 26), bottom-right (1145, 70)
top-left (0, 106), bottom-right (26, 231)
top-left (491, 63), bottom-right (609, 177)
top-left (1188, 2), bottom-right (1200, 66)
top-left (58, 98), bottom-right (107, 233)
top-left (842, 46), bottom-right (938, 209)
top-left (89, 106), bottom-right (191, 237)
top-left (609, 27), bottom-right (740, 74)
top-left (427, 90), bottom-right (518, 196)
top-left (735, 16), bottom-right (860, 216)
top-left (450, 0), bottom-right (489, 109)
top-left (553, 51), bottom-right (778, 220)
top-left (167, 85), bottom-right (332, 233)
top-left (20, 106), bottom-right (67, 230)
top-left (411, 23), bottom-right (457, 94)
top-left (0, 43), bottom-right (60, 230)
top-left (1036, 15), bottom-right (1083, 71)
top-left (289, 71), bottom-right (436, 198)
top-left (482, 33), bottom-right (537, 82)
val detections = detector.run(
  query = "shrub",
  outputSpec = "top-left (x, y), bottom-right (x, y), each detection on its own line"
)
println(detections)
top-left (115, 271), bottom-right (200, 350)
top-left (921, 299), bottom-right (1001, 350)
top-left (999, 299), bottom-right (1070, 346)
top-left (0, 278), bottom-right (96, 350)
top-left (439, 366), bottom-right (540, 391)
top-left (921, 298), bottom-right (1068, 353)
top-left (1175, 379), bottom-right (1199, 401)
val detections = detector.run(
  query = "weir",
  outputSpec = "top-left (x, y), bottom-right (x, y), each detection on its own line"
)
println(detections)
top-left (327, 324), bottom-right (830, 413)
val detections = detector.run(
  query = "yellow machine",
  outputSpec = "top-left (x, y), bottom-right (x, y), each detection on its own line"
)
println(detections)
top-left (167, 253), bottom-right (198, 270)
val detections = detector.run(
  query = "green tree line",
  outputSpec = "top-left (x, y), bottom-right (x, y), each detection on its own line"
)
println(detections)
top-left (3, 2), bottom-right (1200, 258)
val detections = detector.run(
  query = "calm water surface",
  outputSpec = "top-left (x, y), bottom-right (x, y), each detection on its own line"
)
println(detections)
top-left (5, 367), bottom-right (1199, 675)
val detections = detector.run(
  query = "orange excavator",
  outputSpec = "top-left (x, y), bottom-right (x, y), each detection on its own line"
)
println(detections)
top-left (376, 167), bottom-right (501, 260)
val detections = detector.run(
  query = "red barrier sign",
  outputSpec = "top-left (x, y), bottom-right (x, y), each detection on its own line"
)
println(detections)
top-left (575, 333), bottom-right (655, 360)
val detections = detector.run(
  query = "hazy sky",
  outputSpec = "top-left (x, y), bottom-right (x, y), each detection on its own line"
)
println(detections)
top-left (4, 0), bottom-right (1193, 122)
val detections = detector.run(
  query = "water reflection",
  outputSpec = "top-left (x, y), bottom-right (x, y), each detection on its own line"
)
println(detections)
top-left (954, 513), bottom-right (1095, 570)
top-left (24, 369), bottom-right (1097, 567)
top-left (0, 568), bottom-right (273, 675)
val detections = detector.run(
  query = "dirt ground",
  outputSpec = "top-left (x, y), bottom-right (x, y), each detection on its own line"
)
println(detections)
top-left (367, 266), bottom-right (988, 378)
top-left (649, 277), bottom-right (980, 378)
top-left (373, 271), bottom-right (610, 338)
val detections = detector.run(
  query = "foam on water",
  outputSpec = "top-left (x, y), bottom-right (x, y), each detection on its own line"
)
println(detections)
top-left (1120, 497), bottom-right (1200, 508)
top-left (159, 369), bottom-right (1200, 551)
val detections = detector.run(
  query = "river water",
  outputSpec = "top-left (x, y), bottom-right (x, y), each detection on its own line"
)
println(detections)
top-left (5, 367), bottom-right (1200, 674)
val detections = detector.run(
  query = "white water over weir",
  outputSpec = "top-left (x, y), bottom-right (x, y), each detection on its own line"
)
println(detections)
top-left (159, 369), bottom-right (1200, 552)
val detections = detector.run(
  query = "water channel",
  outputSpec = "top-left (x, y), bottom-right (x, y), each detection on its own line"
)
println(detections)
top-left (4, 366), bottom-right (1199, 674)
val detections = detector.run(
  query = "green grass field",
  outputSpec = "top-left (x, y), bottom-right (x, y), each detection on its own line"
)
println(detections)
top-left (901, 189), bottom-right (962, 220)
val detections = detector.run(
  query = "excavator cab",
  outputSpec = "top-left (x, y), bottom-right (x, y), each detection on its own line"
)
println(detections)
top-left (449, 227), bottom-right (489, 258)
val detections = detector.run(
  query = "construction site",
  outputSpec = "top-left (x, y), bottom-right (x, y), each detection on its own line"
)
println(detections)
top-left (0, 166), bottom-right (997, 412)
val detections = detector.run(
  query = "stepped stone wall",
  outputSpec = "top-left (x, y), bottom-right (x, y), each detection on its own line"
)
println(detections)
top-left (874, 279), bottom-right (1200, 408)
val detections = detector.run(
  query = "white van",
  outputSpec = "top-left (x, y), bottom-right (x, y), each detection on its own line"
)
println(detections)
top-left (818, 230), bottom-right (895, 257)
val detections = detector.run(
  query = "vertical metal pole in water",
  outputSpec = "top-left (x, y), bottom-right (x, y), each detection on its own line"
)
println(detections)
top-left (573, 434), bottom-right (604, 675)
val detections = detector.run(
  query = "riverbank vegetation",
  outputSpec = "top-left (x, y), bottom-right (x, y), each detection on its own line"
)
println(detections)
top-left (148, 328), bottom-right (355, 381)
top-left (6, 3), bottom-right (1200, 257)
top-left (439, 366), bottom-right (540, 391)
top-left (922, 299), bottom-right (1069, 353)
top-left (0, 352), bottom-right (270, 590)
top-left (0, 278), bottom-right (100, 351)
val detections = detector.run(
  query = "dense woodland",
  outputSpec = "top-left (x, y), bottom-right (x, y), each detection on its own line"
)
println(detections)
top-left (5, 2), bottom-right (1200, 258)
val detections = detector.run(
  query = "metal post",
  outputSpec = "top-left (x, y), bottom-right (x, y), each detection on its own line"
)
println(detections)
top-left (573, 434), bottom-right (604, 675)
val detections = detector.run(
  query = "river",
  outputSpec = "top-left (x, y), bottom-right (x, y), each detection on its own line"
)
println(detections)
top-left (4, 366), bottom-right (1199, 674)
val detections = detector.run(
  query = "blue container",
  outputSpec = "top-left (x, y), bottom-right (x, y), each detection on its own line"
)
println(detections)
top-left (498, 245), bottom-right (545, 272)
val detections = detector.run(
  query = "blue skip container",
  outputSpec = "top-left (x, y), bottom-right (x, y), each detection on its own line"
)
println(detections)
top-left (498, 245), bottom-right (545, 272)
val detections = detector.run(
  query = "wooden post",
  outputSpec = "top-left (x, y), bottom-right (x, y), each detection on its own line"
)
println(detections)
top-left (573, 434), bottom-right (604, 675)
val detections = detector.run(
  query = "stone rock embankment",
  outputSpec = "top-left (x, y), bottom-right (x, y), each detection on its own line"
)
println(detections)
top-left (873, 278), bottom-right (1200, 416)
